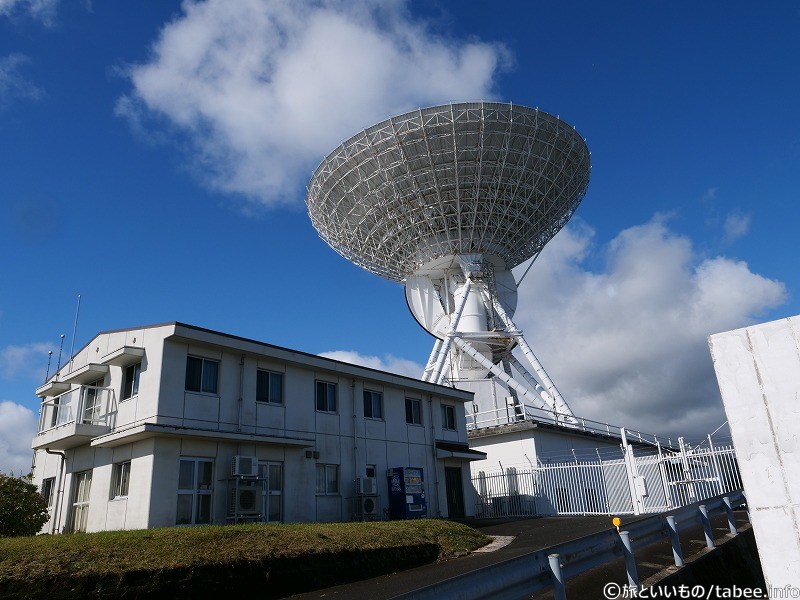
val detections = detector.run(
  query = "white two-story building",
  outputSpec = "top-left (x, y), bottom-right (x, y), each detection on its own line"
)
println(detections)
top-left (31, 322), bottom-right (484, 533)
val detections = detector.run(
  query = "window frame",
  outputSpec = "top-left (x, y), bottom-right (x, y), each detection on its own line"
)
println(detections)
top-left (256, 369), bottom-right (283, 404)
top-left (441, 404), bottom-right (456, 431)
top-left (122, 362), bottom-right (141, 400)
top-left (185, 356), bottom-right (219, 395)
top-left (405, 397), bottom-right (422, 425)
top-left (315, 464), bottom-right (339, 495)
top-left (176, 457), bottom-right (214, 526)
top-left (41, 477), bottom-right (55, 509)
top-left (111, 461), bottom-right (131, 499)
top-left (363, 389), bottom-right (383, 420)
top-left (315, 380), bottom-right (337, 413)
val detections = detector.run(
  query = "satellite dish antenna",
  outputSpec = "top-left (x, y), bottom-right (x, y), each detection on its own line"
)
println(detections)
top-left (306, 102), bottom-right (590, 424)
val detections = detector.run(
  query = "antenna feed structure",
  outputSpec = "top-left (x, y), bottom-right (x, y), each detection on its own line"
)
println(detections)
top-left (307, 102), bottom-right (590, 425)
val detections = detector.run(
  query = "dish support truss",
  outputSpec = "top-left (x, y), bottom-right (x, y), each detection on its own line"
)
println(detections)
top-left (417, 261), bottom-right (577, 426)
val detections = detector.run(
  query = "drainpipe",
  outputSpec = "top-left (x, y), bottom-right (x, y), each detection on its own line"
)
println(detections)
top-left (428, 394), bottom-right (441, 517)
top-left (44, 448), bottom-right (66, 534)
top-left (237, 354), bottom-right (245, 432)
top-left (352, 380), bottom-right (358, 470)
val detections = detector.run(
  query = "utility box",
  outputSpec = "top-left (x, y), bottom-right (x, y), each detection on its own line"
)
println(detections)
top-left (387, 467), bottom-right (427, 519)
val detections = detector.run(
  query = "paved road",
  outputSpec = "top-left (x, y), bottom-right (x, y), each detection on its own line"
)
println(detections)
top-left (287, 515), bottom-right (637, 599)
top-left (287, 512), bottom-right (750, 599)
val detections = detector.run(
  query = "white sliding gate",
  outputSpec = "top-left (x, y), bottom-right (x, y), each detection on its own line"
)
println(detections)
top-left (473, 438), bottom-right (742, 518)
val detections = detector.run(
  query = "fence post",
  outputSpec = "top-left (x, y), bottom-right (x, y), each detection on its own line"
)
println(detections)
top-left (723, 496), bottom-right (738, 535)
top-left (621, 428), bottom-right (642, 515)
top-left (678, 437), bottom-right (696, 501)
top-left (665, 515), bottom-right (684, 566)
top-left (707, 434), bottom-right (725, 494)
top-left (619, 531), bottom-right (639, 589)
top-left (698, 505), bottom-right (715, 549)
top-left (549, 553), bottom-right (567, 600)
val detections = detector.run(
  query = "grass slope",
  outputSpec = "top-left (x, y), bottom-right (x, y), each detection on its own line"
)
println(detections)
top-left (0, 520), bottom-right (489, 598)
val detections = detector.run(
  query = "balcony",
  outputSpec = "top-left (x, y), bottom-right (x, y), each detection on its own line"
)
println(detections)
top-left (33, 385), bottom-right (117, 451)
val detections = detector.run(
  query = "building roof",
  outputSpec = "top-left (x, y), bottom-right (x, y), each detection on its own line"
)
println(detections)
top-left (48, 321), bottom-right (473, 401)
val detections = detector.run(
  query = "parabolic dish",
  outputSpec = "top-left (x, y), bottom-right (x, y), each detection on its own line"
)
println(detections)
top-left (306, 101), bottom-right (590, 282)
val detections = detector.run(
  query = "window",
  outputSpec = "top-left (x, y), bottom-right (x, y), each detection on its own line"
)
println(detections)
top-left (123, 363), bottom-right (141, 400)
top-left (111, 461), bottom-right (131, 498)
top-left (365, 464), bottom-right (376, 479)
top-left (405, 398), bottom-right (422, 425)
top-left (41, 477), bottom-right (55, 509)
top-left (315, 464), bottom-right (339, 494)
top-left (315, 380), bottom-right (336, 412)
top-left (185, 356), bottom-right (219, 394)
top-left (83, 378), bottom-right (104, 423)
top-left (256, 369), bottom-right (283, 404)
top-left (363, 390), bottom-right (382, 419)
top-left (176, 458), bottom-right (213, 525)
top-left (71, 470), bottom-right (92, 533)
top-left (441, 404), bottom-right (456, 430)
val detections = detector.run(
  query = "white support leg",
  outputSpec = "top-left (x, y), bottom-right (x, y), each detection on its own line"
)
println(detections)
top-left (430, 278), bottom-right (472, 384)
top-left (451, 337), bottom-right (552, 412)
top-left (422, 339), bottom-right (442, 382)
top-left (489, 295), bottom-right (576, 420)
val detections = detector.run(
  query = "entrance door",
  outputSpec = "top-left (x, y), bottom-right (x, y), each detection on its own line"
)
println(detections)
top-left (258, 462), bottom-right (283, 522)
top-left (444, 467), bottom-right (465, 519)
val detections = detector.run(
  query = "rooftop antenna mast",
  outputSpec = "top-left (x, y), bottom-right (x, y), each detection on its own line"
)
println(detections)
top-left (44, 351), bottom-right (53, 383)
top-left (55, 334), bottom-right (65, 376)
top-left (306, 101), bottom-right (591, 424)
top-left (68, 294), bottom-right (81, 373)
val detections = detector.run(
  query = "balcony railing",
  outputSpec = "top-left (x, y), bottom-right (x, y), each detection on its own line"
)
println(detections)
top-left (37, 385), bottom-right (117, 434)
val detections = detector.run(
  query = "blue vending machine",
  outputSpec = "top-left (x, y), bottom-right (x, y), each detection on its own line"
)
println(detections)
top-left (387, 467), bottom-right (427, 519)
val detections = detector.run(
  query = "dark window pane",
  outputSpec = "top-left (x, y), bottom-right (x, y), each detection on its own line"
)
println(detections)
top-left (256, 370), bottom-right (269, 402)
top-left (178, 460), bottom-right (194, 490)
top-left (185, 357), bottom-right (202, 392)
top-left (176, 494), bottom-right (192, 524)
top-left (197, 461), bottom-right (213, 489)
top-left (363, 391), bottom-right (371, 416)
top-left (201, 360), bottom-right (218, 394)
top-left (328, 384), bottom-right (336, 411)
top-left (196, 494), bottom-right (211, 524)
top-left (315, 464), bottom-right (325, 493)
top-left (268, 464), bottom-right (281, 492)
top-left (269, 372), bottom-right (282, 403)
top-left (132, 364), bottom-right (140, 397)
top-left (316, 381), bottom-right (324, 411)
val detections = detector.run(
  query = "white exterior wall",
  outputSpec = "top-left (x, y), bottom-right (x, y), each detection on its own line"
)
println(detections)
top-left (709, 315), bottom-right (800, 589)
top-left (32, 322), bottom-right (476, 532)
top-left (469, 426), bottom-right (624, 476)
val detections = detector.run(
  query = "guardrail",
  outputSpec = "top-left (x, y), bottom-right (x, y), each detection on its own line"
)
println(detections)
top-left (392, 491), bottom-right (746, 600)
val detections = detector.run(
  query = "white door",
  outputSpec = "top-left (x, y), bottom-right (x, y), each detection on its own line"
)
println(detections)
top-left (258, 462), bottom-right (282, 523)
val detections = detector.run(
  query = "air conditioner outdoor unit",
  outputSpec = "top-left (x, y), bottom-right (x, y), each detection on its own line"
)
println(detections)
top-left (234, 480), bottom-right (262, 515)
top-left (359, 495), bottom-right (378, 517)
top-left (356, 476), bottom-right (377, 495)
top-left (231, 455), bottom-right (258, 477)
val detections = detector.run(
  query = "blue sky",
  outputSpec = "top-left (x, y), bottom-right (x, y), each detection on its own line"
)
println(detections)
top-left (1, 0), bottom-right (798, 472)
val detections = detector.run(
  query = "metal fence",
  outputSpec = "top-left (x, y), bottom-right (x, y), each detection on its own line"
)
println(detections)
top-left (473, 437), bottom-right (742, 518)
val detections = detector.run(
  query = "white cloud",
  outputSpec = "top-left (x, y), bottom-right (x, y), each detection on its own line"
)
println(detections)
top-left (0, 0), bottom-right (58, 24)
top-left (319, 350), bottom-right (423, 379)
top-left (0, 401), bottom-right (36, 475)
top-left (0, 341), bottom-right (55, 380)
top-left (0, 54), bottom-right (43, 108)
top-left (513, 218), bottom-right (786, 441)
top-left (722, 211), bottom-right (751, 243)
top-left (118, 0), bottom-right (508, 207)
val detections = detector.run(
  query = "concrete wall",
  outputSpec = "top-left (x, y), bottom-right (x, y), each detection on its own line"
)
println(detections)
top-left (709, 315), bottom-right (800, 589)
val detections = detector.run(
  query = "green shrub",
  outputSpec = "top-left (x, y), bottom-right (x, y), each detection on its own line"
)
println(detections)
top-left (0, 472), bottom-right (49, 537)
